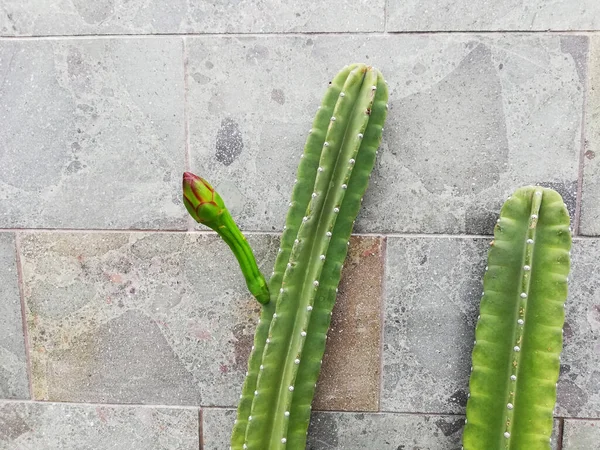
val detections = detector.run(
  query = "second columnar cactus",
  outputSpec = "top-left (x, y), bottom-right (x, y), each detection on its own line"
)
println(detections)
top-left (462, 186), bottom-right (571, 449)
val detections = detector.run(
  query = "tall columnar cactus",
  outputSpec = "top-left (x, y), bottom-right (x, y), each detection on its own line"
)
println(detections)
top-left (462, 186), bottom-right (571, 450)
top-left (233, 63), bottom-right (387, 449)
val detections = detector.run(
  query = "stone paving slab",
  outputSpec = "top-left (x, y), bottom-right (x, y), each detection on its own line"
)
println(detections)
top-left (19, 232), bottom-right (277, 406)
top-left (0, 0), bottom-right (384, 36)
top-left (581, 36), bottom-right (600, 236)
top-left (0, 233), bottom-right (29, 399)
top-left (387, 0), bottom-right (600, 32)
top-left (384, 236), bottom-right (600, 419)
top-left (0, 401), bottom-right (199, 449)
top-left (557, 239), bottom-right (600, 418)
top-left (19, 231), bottom-right (383, 409)
top-left (187, 34), bottom-right (584, 234)
top-left (383, 236), bottom-right (486, 414)
top-left (563, 419), bottom-right (600, 450)
top-left (0, 38), bottom-right (185, 230)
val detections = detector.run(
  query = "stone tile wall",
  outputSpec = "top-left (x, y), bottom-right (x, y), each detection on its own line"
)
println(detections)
top-left (1, 1), bottom-right (599, 448)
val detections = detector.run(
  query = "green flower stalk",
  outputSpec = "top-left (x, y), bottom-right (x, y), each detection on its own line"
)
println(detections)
top-left (183, 172), bottom-right (269, 304)
top-left (462, 186), bottom-right (571, 450)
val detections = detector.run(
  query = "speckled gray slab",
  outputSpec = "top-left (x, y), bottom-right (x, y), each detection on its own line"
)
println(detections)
top-left (187, 34), bottom-right (584, 234)
top-left (0, 38), bottom-right (185, 230)
top-left (387, 0), bottom-right (600, 31)
top-left (0, 401), bottom-right (199, 449)
top-left (563, 419), bottom-right (600, 449)
top-left (19, 232), bottom-right (278, 406)
top-left (382, 236), bottom-right (487, 413)
top-left (0, 233), bottom-right (29, 399)
top-left (202, 408), bottom-right (465, 449)
top-left (0, 0), bottom-right (384, 36)
top-left (557, 239), bottom-right (600, 418)
top-left (581, 36), bottom-right (600, 236)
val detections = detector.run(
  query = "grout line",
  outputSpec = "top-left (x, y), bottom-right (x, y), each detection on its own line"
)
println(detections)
top-left (557, 417), bottom-right (565, 450)
top-left (377, 235), bottom-right (387, 412)
top-left (13, 232), bottom-right (34, 400)
top-left (0, 398), bottom-right (201, 409)
top-left (574, 36), bottom-right (592, 236)
top-left (198, 408), bottom-right (204, 450)
top-left (1, 30), bottom-right (600, 41)
top-left (1, 30), bottom-right (600, 43)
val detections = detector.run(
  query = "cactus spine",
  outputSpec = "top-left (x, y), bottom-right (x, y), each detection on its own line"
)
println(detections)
top-left (462, 186), bottom-right (571, 450)
top-left (230, 64), bottom-right (388, 449)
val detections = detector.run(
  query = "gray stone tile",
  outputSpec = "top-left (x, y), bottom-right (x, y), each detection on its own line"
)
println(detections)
top-left (387, 0), bottom-right (600, 31)
top-left (563, 419), bottom-right (600, 450)
top-left (20, 232), bottom-right (278, 406)
top-left (202, 408), bottom-right (235, 450)
top-left (0, 1), bottom-right (384, 35)
top-left (557, 239), bottom-right (600, 418)
top-left (581, 36), bottom-right (600, 236)
top-left (202, 408), bottom-right (465, 449)
top-left (187, 34), bottom-right (584, 234)
top-left (0, 401), bottom-right (199, 449)
top-left (0, 39), bottom-right (185, 230)
top-left (0, 233), bottom-right (28, 399)
top-left (382, 236), bottom-right (487, 413)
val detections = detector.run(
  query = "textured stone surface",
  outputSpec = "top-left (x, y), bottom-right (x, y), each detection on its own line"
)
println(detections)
top-left (563, 419), bottom-right (600, 449)
top-left (387, 0), bottom-right (600, 31)
top-left (581, 36), bottom-right (600, 236)
top-left (0, 233), bottom-right (29, 399)
top-left (557, 239), bottom-right (600, 418)
top-left (20, 232), bottom-right (278, 406)
top-left (187, 34), bottom-right (584, 234)
top-left (202, 408), bottom-right (465, 449)
top-left (383, 236), bottom-right (487, 413)
top-left (0, 401), bottom-right (199, 449)
top-left (313, 236), bottom-right (383, 411)
top-left (0, 0), bottom-right (384, 35)
top-left (0, 39), bottom-right (185, 229)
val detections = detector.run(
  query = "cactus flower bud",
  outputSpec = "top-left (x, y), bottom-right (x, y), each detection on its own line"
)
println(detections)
top-left (182, 172), bottom-right (226, 227)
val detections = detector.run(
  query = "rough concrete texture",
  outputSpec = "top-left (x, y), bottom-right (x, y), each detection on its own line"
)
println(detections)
top-left (0, 401), bottom-right (199, 449)
top-left (0, 233), bottom-right (29, 399)
top-left (581, 36), bottom-right (600, 236)
top-left (557, 239), bottom-right (600, 418)
top-left (19, 232), bottom-right (278, 406)
top-left (0, 0), bottom-right (384, 35)
top-left (383, 236), bottom-right (487, 413)
top-left (0, 38), bottom-right (186, 229)
top-left (563, 419), bottom-right (600, 449)
top-left (313, 236), bottom-right (384, 412)
top-left (187, 34), bottom-right (584, 234)
top-left (387, 0), bottom-right (600, 31)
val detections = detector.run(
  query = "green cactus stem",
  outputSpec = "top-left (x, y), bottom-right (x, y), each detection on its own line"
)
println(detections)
top-left (183, 172), bottom-right (270, 304)
top-left (462, 186), bottom-right (571, 450)
top-left (230, 63), bottom-right (388, 449)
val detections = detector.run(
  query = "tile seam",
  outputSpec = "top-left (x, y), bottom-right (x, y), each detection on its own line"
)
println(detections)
top-left (377, 235), bottom-right (387, 412)
top-left (1, 30), bottom-right (600, 41)
top-left (574, 35), bottom-right (592, 236)
top-left (13, 232), bottom-right (34, 400)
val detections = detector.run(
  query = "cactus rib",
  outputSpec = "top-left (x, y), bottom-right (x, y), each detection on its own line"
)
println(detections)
top-left (231, 64), bottom-right (388, 449)
top-left (462, 186), bottom-right (571, 450)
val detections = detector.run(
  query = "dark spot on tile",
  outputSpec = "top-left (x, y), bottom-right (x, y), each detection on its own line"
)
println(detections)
top-left (307, 413), bottom-right (339, 449)
top-left (215, 118), bottom-right (243, 166)
top-left (205, 61), bottom-right (214, 69)
top-left (0, 405), bottom-right (32, 440)
top-left (563, 321), bottom-right (574, 340)
top-left (66, 160), bottom-right (83, 174)
top-left (448, 389), bottom-right (468, 407)
top-left (585, 150), bottom-right (596, 159)
top-left (435, 417), bottom-right (465, 437)
top-left (498, 63), bottom-right (504, 70)
top-left (560, 363), bottom-right (571, 375)
top-left (191, 72), bottom-right (210, 84)
top-left (231, 322), bottom-right (253, 370)
top-left (557, 379), bottom-right (588, 416)
top-left (271, 88), bottom-right (285, 105)
top-left (560, 36), bottom-right (589, 84)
